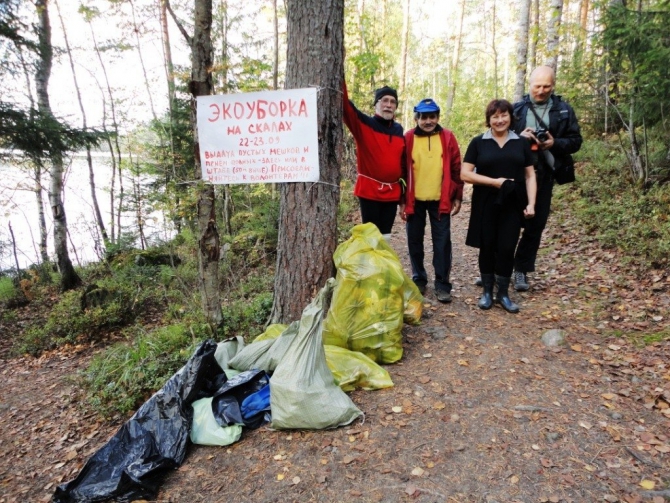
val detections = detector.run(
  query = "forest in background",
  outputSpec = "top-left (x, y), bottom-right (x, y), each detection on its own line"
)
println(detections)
top-left (0, 0), bottom-right (669, 417)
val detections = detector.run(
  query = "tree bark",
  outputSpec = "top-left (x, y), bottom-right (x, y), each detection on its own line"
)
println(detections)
top-left (191, 0), bottom-right (223, 328)
top-left (270, 0), bottom-right (344, 323)
top-left (35, 0), bottom-right (81, 290)
top-left (514, 0), bottom-right (531, 102)
top-left (545, 0), bottom-right (564, 71)
top-left (34, 165), bottom-right (50, 263)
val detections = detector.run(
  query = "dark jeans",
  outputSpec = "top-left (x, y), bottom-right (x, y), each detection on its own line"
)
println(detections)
top-left (359, 197), bottom-right (398, 235)
top-left (478, 197), bottom-right (523, 277)
top-left (514, 170), bottom-right (554, 273)
top-left (406, 200), bottom-right (452, 292)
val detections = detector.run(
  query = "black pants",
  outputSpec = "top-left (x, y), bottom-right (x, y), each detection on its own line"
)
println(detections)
top-left (358, 197), bottom-right (398, 235)
top-left (514, 170), bottom-right (554, 273)
top-left (479, 198), bottom-right (523, 277)
top-left (406, 200), bottom-right (452, 292)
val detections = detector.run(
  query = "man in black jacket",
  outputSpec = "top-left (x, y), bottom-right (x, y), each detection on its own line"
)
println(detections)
top-left (511, 65), bottom-right (582, 291)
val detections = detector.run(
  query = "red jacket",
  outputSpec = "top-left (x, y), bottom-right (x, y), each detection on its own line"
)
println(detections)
top-left (343, 83), bottom-right (406, 202)
top-left (404, 127), bottom-right (463, 216)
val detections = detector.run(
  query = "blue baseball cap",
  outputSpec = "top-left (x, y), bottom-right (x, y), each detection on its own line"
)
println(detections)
top-left (413, 98), bottom-right (440, 114)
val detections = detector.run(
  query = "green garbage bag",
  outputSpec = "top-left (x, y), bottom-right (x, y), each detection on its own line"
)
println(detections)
top-left (323, 223), bottom-right (422, 363)
top-left (190, 397), bottom-right (243, 446)
top-left (271, 279), bottom-right (362, 430)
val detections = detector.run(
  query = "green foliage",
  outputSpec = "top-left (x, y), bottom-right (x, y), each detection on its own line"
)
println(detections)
top-left (558, 138), bottom-right (670, 268)
top-left (82, 324), bottom-right (204, 418)
top-left (601, 3), bottom-right (670, 128)
top-left (0, 276), bottom-right (17, 303)
top-left (221, 291), bottom-right (273, 339)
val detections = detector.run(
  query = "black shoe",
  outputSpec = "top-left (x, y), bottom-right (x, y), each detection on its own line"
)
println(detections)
top-left (475, 277), bottom-right (483, 286)
top-left (414, 282), bottom-right (426, 295)
top-left (436, 290), bottom-right (452, 303)
top-left (513, 271), bottom-right (529, 291)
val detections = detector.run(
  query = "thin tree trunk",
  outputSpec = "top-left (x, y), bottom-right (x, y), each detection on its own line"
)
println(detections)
top-left (545, 0), bottom-right (564, 71)
top-left (190, 0), bottom-right (223, 328)
top-left (398, 0), bottom-right (410, 126)
top-left (491, 0), bottom-right (498, 96)
top-left (514, 0), bottom-right (531, 102)
top-left (445, 0), bottom-right (465, 117)
top-left (36, 0), bottom-right (81, 290)
top-left (270, 0), bottom-right (344, 323)
top-left (529, 0), bottom-right (539, 69)
top-left (8, 222), bottom-right (22, 277)
top-left (34, 165), bottom-right (49, 263)
top-left (55, 0), bottom-right (108, 247)
top-left (129, 0), bottom-right (157, 121)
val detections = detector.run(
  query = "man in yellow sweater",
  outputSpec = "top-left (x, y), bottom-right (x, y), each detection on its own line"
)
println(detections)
top-left (402, 99), bottom-right (463, 303)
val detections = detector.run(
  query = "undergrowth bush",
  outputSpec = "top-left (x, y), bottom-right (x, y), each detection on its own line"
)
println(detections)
top-left (0, 277), bottom-right (17, 303)
top-left (83, 323), bottom-right (206, 418)
top-left (558, 139), bottom-right (670, 268)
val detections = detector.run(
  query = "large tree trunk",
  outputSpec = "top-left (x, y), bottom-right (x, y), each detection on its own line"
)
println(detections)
top-left (35, 0), bottom-right (81, 290)
top-left (514, 0), bottom-right (531, 102)
top-left (545, 0), bottom-right (564, 71)
top-left (191, 0), bottom-right (223, 328)
top-left (270, 0), bottom-right (344, 323)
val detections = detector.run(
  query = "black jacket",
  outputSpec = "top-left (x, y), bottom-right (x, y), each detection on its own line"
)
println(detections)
top-left (513, 94), bottom-right (582, 180)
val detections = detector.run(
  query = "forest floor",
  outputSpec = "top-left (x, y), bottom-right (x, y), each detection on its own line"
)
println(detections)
top-left (1, 188), bottom-right (670, 503)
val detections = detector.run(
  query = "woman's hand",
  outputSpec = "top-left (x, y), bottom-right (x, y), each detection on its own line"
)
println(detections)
top-left (523, 204), bottom-right (535, 219)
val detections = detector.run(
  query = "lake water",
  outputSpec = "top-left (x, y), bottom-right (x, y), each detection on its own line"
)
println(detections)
top-left (0, 154), bottom-right (173, 271)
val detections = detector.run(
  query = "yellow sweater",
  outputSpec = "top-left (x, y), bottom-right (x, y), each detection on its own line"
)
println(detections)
top-left (412, 135), bottom-right (443, 201)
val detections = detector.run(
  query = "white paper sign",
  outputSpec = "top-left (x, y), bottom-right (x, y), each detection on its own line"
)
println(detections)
top-left (197, 88), bottom-right (320, 184)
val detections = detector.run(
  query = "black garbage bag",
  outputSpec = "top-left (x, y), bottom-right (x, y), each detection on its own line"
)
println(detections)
top-left (54, 340), bottom-right (224, 503)
top-left (211, 369), bottom-right (270, 430)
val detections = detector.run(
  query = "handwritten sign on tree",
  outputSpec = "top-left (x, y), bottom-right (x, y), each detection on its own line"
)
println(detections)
top-left (196, 88), bottom-right (320, 184)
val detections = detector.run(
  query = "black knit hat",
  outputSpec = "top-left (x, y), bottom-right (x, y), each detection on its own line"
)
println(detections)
top-left (373, 86), bottom-right (398, 105)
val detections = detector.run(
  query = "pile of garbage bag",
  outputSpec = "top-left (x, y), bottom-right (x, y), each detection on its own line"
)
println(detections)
top-left (54, 223), bottom-right (420, 502)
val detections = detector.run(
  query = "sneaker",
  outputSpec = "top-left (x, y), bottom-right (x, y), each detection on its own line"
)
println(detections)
top-left (436, 290), bottom-right (452, 303)
top-left (513, 271), bottom-right (529, 291)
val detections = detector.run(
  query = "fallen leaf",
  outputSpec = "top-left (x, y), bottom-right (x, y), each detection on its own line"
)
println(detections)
top-left (405, 484), bottom-right (419, 496)
top-left (540, 458), bottom-right (554, 468)
top-left (411, 467), bottom-right (424, 477)
top-left (65, 450), bottom-right (77, 461)
top-left (457, 359), bottom-right (469, 366)
top-left (292, 476), bottom-right (300, 485)
top-left (570, 344), bottom-right (582, 352)
top-left (601, 393), bottom-right (616, 400)
top-left (392, 406), bottom-right (402, 413)
top-left (509, 475), bottom-right (519, 484)
top-left (419, 376), bottom-right (430, 384)
top-left (433, 402), bottom-right (446, 410)
top-left (342, 456), bottom-right (356, 465)
top-left (276, 474), bottom-right (284, 481)
top-left (578, 421), bottom-right (592, 429)
top-left (639, 480), bottom-right (655, 490)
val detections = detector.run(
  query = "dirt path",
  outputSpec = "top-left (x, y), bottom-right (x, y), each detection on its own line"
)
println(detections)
top-left (1, 193), bottom-right (669, 503)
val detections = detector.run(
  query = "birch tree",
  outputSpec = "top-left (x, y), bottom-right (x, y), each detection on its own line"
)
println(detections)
top-left (270, 0), bottom-right (344, 323)
top-left (35, 0), bottom-right (81, 290)
top-left (545, 0), bottom-right (564, 71)
top-left (514, 0), bottom-right (531, 102)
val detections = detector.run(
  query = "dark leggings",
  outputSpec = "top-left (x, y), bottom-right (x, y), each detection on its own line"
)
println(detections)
top-left (478, 198), bottom-right (523, 277)
top-left (358, 197), bottom-right (398, 235)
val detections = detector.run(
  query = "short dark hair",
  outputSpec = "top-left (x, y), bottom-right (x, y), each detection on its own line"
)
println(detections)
top-left (485, 99), bottom-right (514, 127)
top-left (414, 111), bottom-right (440, 121)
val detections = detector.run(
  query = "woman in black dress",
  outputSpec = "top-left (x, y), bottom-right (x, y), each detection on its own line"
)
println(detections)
top-left (461, 100), bottom-right (537, 313)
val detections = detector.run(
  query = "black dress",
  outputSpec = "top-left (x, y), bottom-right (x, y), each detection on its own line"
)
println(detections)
top-left (463, 132), bottom-right (534, 249)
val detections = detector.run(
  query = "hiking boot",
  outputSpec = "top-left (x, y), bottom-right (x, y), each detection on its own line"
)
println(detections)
top-left (436, 290), bottom-right (452, 303)
top-left (513, 271), bottom-right (529, 291)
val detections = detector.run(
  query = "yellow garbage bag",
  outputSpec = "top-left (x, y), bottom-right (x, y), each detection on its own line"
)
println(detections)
top-left (323, 223), bottom-right (422, 364)
top-left (325, 345), bottom-right (393, 392)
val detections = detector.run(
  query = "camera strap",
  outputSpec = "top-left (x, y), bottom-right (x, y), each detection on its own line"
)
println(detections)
top-left (528, 102), bottom-right (549, 130)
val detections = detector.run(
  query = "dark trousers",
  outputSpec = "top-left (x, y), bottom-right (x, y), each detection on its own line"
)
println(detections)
top-left (479, 198), bottom-right (523, 277)
top-left (359, 197), bottom-right (398, 235)
top-left (514, 171), bottom-right (554, 273)
top-left (406, 200), bottom-right (452, 292)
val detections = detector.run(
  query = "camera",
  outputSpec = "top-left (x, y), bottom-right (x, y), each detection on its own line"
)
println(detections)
top-left (534, 128), bottom-right (549, 142)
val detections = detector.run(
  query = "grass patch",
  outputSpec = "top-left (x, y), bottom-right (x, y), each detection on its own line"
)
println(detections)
top-left (82, 323), bottom-right (206, 419)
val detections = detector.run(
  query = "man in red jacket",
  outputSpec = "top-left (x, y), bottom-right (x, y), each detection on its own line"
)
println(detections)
top-left (402, 98), bottom-right (463, 303)
top-left (343, 83), bottom-right (406, 240)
